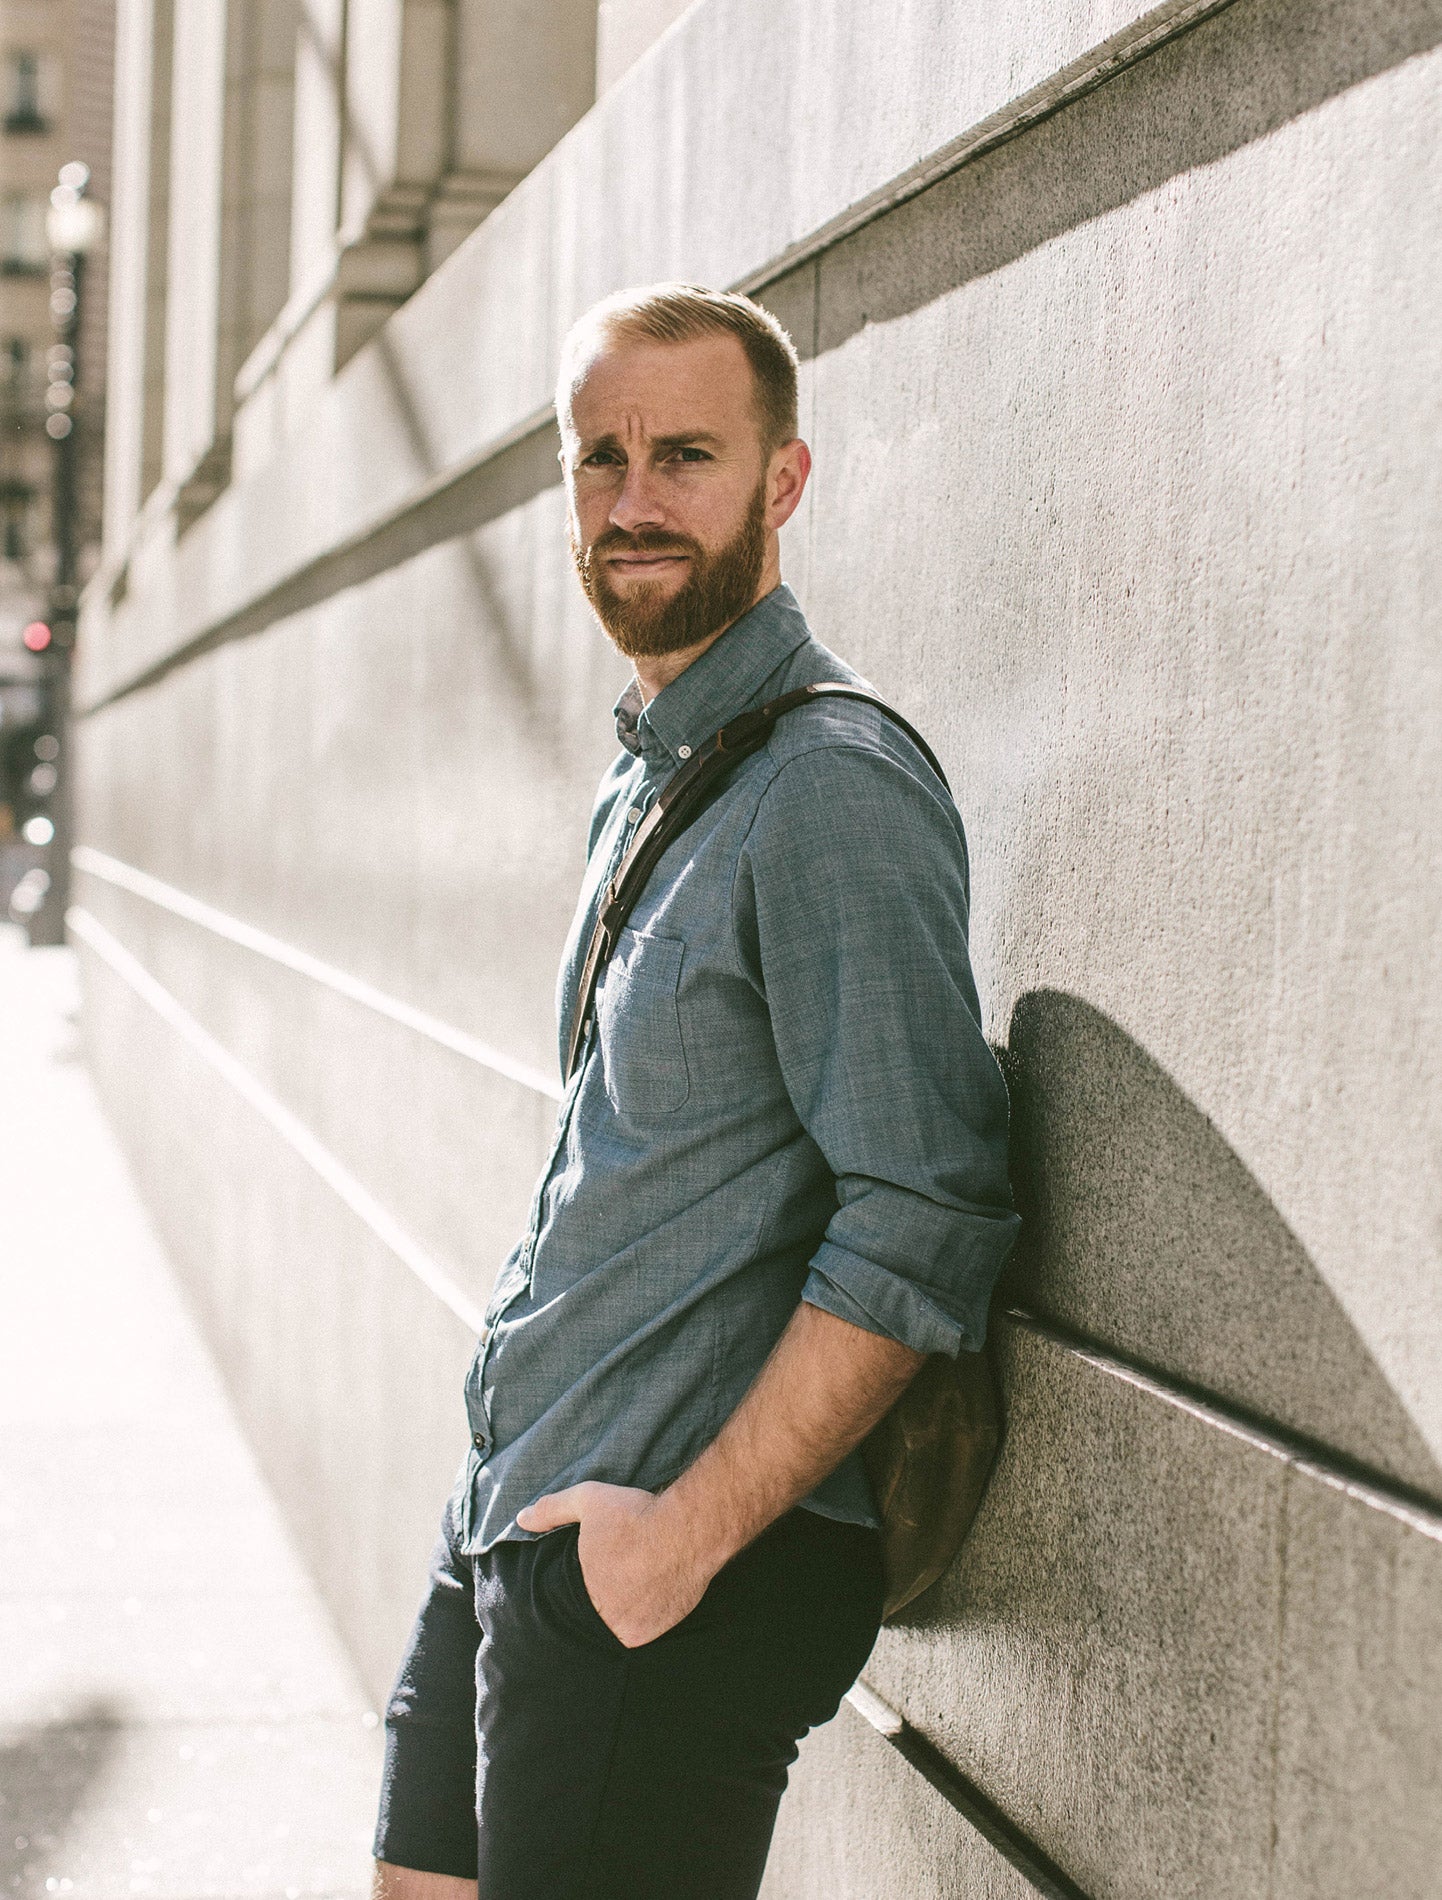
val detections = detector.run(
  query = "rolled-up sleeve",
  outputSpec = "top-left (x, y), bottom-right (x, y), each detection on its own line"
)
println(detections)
top-left (734, 738), bottom-right (1019, 1356)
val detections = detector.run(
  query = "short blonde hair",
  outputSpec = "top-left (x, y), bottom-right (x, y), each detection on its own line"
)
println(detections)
top-left (557, 283), bottom-right (800, 451)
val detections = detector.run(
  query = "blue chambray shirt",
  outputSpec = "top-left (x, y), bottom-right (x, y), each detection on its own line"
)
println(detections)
top-left (458, 584), bottom-right (1019, 1552)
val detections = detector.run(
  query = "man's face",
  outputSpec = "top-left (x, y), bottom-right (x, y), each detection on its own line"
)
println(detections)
top-left (562, 332), bottom-right (780, 660)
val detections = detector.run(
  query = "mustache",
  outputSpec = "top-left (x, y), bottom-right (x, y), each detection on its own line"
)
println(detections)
top-left (586, 527), bottom-right (701, 561)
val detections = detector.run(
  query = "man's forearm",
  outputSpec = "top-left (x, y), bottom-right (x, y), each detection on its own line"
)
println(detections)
top-left (657, 1300), bottom-right (925, 1575)
top-left (516, 1298), bottom-right (925, 1646)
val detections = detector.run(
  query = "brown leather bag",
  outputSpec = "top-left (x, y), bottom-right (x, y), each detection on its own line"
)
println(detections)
top-left (563, 680), bottom-right (1002, 1619)
top-left (861, 1344), bottom-right (1002, 1621)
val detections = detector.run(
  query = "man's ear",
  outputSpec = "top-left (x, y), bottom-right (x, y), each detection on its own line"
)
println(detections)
top-left (767, 438), bottom-right (812, 532)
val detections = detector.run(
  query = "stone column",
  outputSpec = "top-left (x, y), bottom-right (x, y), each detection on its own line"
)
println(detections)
top-left (330, 0), bottom-right (449, 364)
top-left (331, 0), bottom-right (598, 351)
top-left (288, 0), bottom-right (346, 299)
top-left (224, 0), bottom-right (297, 371)
top-left (160, 0), bottom-right (228, 512)
top-left (428, 0), bottom-right (597, 270)
top-left (155, 0), bottom-right (298, 526)
top-left (101, 0), bottom-right (160, 553)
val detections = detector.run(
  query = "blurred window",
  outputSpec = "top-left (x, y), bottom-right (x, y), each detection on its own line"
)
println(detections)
top-left (4, 51), bottom-right (51, 133)
top-left (5, 336), bottom-right (30, 386)
top-left (0, 195), bottom-right (48, 272)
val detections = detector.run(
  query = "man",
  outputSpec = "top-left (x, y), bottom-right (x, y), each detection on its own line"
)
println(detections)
top-left (373, 285), bottom-right (1018, 1900)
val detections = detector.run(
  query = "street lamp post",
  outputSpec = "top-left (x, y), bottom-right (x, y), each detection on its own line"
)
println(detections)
top-left (26, 162), bottom-right (103, 948)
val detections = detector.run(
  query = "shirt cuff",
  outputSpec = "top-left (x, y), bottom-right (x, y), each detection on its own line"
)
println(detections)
top-left (801, 1241), bottom-right (975, 1359)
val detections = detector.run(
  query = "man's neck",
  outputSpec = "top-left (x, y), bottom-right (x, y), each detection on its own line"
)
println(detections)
top-left (633, 625), bottom-right (730, 705)
top-left (632, 565), bottom-right (782, 706)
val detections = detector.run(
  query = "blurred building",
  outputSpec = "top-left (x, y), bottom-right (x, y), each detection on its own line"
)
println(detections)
top-left (0, 0), bottom-right (113, 907)
top-left (72, 2), bottom-right (1442, 1895)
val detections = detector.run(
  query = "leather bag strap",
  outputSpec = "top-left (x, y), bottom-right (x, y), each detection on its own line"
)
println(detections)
top-left (563, 681), bottom-right (950, 1082)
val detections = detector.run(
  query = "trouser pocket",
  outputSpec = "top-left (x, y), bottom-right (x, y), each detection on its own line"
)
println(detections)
top-left (538, 1523), bottom-right (623, 1648)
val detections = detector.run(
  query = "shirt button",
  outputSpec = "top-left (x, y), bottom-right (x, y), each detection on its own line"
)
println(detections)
top-left (472, 1432), bottom-right (486, 1449)
top-left (677, 744), bottom-right (692, 759)
top-left (625, 806), bottom-right (641, 823)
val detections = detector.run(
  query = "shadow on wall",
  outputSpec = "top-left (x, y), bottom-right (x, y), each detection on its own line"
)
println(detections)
top-left (997, 990), bottom-right (1441, 1501)
top-left (369, 325), bottom-right (567, 758)
top-left (0, 1700), bottom-right (125, 1897)
top-left (800, 0), bottom-right (1442, 356)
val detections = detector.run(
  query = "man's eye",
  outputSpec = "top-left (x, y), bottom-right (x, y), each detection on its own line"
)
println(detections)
top-left (670, 447), bottom-right (712, 464)
top-left (581, 451), bottom-right (622, 469)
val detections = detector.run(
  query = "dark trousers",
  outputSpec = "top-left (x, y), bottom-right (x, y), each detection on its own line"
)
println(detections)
top-left (374, 1500), bottom-right (884, 1899)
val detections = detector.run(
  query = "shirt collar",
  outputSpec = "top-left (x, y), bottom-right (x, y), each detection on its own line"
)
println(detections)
top-left (612, 584), bottom-right (812, 768)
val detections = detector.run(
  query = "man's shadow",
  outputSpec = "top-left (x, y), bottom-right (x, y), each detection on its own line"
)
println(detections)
top-left (0, 1700), bottom-right (124, 1896)
top-left (994, 989), bottom-right (1440, 1502)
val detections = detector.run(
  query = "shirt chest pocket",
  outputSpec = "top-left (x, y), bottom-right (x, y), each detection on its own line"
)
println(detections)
top-left (597, 929), bottom-right (690, 1118)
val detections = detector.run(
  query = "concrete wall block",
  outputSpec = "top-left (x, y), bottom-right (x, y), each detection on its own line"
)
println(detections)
top-left (595, 0), bottom-right (697, 96)
top-left (77, 941), bottom-right (479, 1704)
top-left (852, 1321), bottom-right (1442, 1897)
top-left (1270, 1479), bottom-right (1442, 1900)
top-left (759, 1699), bottom-right (1040, 1900)
top-left (73, 870), bottom-right (555, 1308)
top-left (343, 156), bottom-right (566, 488)
top-left (864, 1321), bottom-right (1286, 1899)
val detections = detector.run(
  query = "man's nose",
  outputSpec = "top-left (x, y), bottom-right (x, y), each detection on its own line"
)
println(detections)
top-left (609, 463), bottom-right (666, 534)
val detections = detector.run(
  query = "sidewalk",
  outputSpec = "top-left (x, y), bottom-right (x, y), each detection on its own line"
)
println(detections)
top-left (0, 926), bottom-right (382, 1900)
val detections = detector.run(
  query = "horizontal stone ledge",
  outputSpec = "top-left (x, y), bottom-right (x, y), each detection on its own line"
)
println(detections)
top-left (68, 903), bottom-right (492, 1339)
top-left (69, 847), bottom-right (563, 1101)
top-left (843, 1681), bottom-right (1092, 1900)
top-left (79, 406), bottom-right (562, 717)
top-left (1004, 1307), bottom-right (1442, 1543)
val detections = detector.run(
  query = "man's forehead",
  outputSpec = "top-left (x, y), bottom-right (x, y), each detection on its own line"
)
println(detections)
top-left (566, 332), bottom-right (756, 438)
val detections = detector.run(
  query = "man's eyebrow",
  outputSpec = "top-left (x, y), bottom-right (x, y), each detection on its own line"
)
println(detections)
top-left (575, 430), bottom-right (724, 455)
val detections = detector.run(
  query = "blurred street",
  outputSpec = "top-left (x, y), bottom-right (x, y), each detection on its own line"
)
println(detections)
top-left (0, 926), bottom-right (380, 1899)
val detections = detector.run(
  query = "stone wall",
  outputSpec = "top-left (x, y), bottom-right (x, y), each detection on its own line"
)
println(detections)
top-left (77, 2), bottom-right (1442, 1893)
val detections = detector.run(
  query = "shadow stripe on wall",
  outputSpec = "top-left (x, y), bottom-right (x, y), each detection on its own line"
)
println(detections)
top-left (79, 0), bottom-right (1260, 719)
top-left (82, 407), bottom-right (563, 715)
top-left (68, 853), bottom-right (1442, 1543)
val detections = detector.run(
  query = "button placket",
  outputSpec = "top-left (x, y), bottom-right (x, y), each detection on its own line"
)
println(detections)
top-left (479, 736), bottom-right (667, 1497)
top-left (467, 768), bottom-right (657, 1471)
